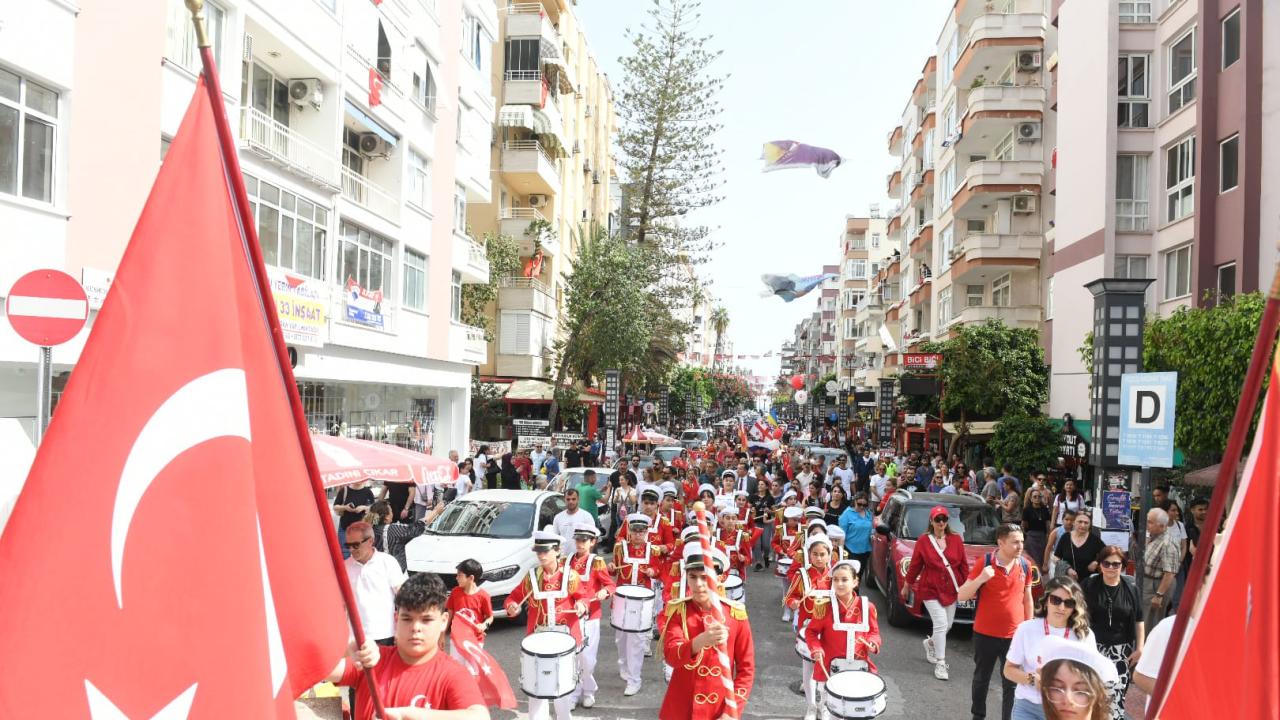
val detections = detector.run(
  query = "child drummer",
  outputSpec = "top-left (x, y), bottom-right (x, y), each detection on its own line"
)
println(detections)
top-left (802, 559), bottom-right (882, 720)
top-left (567, 522), bottom-right (615, 710)
top-left (609, 513), bottom-right (663, 697)
top-left (773, 505), bottom-right (804, 621)
top-left (785, 534), bottom-right (835, 717)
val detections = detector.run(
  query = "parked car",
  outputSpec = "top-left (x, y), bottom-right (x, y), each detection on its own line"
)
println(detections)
top-left (652, 445), bottom-right (690, 467)
top-left (680, 428), bottom-right (710, 450)
top-left (404, 489), bottom-right (566, 618)
top-left (870, 490), bottom-right (1041, 627)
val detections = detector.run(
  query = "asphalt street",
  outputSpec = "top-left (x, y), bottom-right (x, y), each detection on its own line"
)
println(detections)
top-left (483, 557), bottom-right (1004, 719)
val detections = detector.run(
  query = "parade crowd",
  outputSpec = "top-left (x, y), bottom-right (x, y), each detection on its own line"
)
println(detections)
top-left (328, 426), bottom-right (1197, 720)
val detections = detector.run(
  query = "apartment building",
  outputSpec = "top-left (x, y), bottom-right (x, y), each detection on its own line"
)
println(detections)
top-left (1048, 0), bottom-right (1267, 418)
top-left (836, 215), bottom-right (892, 390)
top-left (0, 0), bottom-right (497, 453)
top-left (469, 0), bottom-right (617, 382)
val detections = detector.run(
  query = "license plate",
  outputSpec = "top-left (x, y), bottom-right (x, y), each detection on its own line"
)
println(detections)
top-left (957, 600), bottom-right (976, 610)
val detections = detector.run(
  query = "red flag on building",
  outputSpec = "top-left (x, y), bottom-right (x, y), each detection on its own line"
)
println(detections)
top-left (0, 78), bottom-right (347, 717)
top-left (1148, 355), bottom-right (1280, 718)
top-left (368, 67), bottom-right (384, 107)
top-left (450, 612), bottom-right (517, 709)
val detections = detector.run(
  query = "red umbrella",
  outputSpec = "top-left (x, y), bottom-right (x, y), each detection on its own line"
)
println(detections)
top-left (622, 427), bottom-right (651, 443)
top-left (310, 435), bottom-right (457, 489)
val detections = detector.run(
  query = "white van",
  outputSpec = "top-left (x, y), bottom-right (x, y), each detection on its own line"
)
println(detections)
top-left (680, 428), bottom-right (710, 450)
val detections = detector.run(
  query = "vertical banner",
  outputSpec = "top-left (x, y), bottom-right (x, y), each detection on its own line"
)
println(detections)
top-left (658, 387), bottom-right (670, 428)
top-left (838, 390), bottom-right (849, 430)
top-left (877, 379), bottom-right (896, 446)
top-left (604, 370), bottom-right (620, 432)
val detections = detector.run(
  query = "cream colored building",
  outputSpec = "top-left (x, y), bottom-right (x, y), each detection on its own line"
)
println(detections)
top-left (837, 215), bottom-right (892, 390)
top-left (468, 0), bottom-right (617, 380)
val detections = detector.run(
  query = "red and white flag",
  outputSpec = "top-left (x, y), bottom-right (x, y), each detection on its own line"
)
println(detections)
top-left (0, 78), bottom-right (347, 717)
top-left (449, 612), bottom-right (517, 709)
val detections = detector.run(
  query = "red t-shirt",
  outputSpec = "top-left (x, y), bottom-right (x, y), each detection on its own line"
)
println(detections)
top-left (446, 587), bottom-right (493, 628)
top-left (340, 647), bottom-right (484, 720)
top-left (967, 553), bottom-right (1034, 639)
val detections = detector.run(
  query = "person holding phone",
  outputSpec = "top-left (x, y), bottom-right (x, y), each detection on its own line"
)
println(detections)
top-left (334, 478), bottom-right (377, 558)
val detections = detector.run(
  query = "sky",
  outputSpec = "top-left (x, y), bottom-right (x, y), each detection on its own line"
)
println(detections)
top-left (573, 0), bottom-right (952, 383)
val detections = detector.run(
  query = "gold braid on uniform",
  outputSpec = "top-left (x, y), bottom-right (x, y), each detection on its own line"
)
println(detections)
top-left (810, 595), bottom-right (831, 619)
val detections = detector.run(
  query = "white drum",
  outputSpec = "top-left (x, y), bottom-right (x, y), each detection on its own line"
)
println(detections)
top-left (724, 575), bottom-right (745, 602)
top-left (776, 557), bottom-right (793, 578)
top-left (824, 670), bottom-right (887, 719)
top-left (794, 636), bottom-right (812, 661)
top-left (520, 631), bottom-right (578, 699)
top-left (610, 584), bottom-right (656, 633)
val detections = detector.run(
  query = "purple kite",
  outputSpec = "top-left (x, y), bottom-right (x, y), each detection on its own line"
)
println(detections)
top-left (761, 140), bottom-right (843, 178)
top-left (760, 272), bottom-right (838, 302)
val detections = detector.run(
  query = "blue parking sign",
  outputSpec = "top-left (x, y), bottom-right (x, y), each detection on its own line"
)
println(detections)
top-left (1118, 372), bottom-right (1178, 468)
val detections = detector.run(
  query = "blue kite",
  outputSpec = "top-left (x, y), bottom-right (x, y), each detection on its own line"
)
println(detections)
top-left (760, 272), bottom-right (838, 302)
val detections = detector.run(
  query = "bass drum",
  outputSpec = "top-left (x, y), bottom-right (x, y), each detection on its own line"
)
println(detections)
top-left (519, 631), bottom-right (579, 699)
top-left (723, 574), bottom-right (745, 602)
top-left (610, 584), bottom-right (656, 633)
top-left (824, 669), bottom-right (887, 719)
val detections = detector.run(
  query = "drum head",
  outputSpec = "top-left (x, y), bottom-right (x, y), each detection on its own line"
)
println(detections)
top-left (825, 670), bottom-right (886, 701)
top-left (616, 584), bottom-right (655, 600)
top-left (521, 631), bottom-right (576, 657)
top-left (724, 576), bottom-right (743, 590)
top-left (778, 558), bottom-right (793, 568)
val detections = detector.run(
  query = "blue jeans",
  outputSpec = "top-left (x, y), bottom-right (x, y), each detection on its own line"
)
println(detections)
top-left (1010, 698), bottom-right (1044, 720)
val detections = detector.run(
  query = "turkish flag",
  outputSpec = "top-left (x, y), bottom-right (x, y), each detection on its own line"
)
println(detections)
top-left (1148, 357), bottom-right (1280, 718)
top-left (449, 612), bottom-right (517, 709)
top-left (0, 78), bottom-right (347, 716)
top-left (368, 67), bottom-right (384, 107)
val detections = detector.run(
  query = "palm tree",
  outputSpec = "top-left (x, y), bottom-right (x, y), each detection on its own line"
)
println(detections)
top-left (710, 306), bottom-right (730, 369)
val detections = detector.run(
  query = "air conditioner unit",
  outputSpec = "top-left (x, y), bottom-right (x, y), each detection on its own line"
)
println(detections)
top-left (583, 157), bottom-right (592, 173)
top-left (357, 132), bottom-right (389, 157)
top-left (288, 79), bottom-right (324, 109)
top-left (1017, 51), bottom-right (1043, 71)
top-left (1012, 195), bottom-right (1038, 214)
top-left (1016, 121), bottom-right (1042, 142)
top-left (528, 194), bottom-right (548, 208)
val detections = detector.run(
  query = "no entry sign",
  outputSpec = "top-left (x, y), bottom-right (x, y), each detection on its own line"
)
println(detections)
top-left (5, 269), bottom-right (89, 346)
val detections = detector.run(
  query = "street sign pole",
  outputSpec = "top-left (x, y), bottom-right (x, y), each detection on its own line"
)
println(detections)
top-left (1134, 465), bottom-right (1151, 607)
top-left (34, 346), bottom-right (52, 445)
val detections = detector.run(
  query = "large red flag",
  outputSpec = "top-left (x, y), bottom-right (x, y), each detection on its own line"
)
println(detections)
top-left (0, 78), bottom-right (347, 717)
top-left (1149, 355), bottom-right (1280, 718)
top-left (449, 612), bottom-right (517, 710)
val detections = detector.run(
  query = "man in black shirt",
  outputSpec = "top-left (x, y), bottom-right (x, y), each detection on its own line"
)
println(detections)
top-left (608, 458), bottom-right (638, 489)
top-left (565, 443), bottom-right (582, 468)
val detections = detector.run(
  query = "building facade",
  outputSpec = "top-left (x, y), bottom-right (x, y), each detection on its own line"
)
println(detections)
top-left (837, 215), bottom-right (892, 390)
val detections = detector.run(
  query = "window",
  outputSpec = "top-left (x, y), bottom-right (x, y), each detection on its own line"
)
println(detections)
top-left (1119, 1), bottom-right (1152, 23)
top-left (1118, 55), bottom-right (1150, 128)
top-left (408, 151), bottom-right (431, 210)
top-left (376, 21), bottom-right (392, 78)
top-left (939, 161), bottom-right (956, 202)
top-left (938, 287), bottom-right (953, 324)
top-left (403, 249), bottom-right (427, 311)
top-left (244, 174), bottom-right (328, 278)
top-left (245, 62), bottom-right (290, 128)
top-left (850, 260), bottom-right (867, 279)
top-left (462, 13), bottom-right (485, 69)
top-left (1217, 263), bottom-right (1236, 299)
top-left (1162, 244), bottom-right (1192, 300)
top-left (939, 32), bottom-right (958, 88)
top-left (871, 233), bottom-right (881, 248)
top-left (411, 49), bottom-right (437, 113)
top-left (992, 131), bottom-right (1014, 161)
top-left (1219, 134), bottom-right (1239, 192)
top-left (0, 67), bottom-right (58, 203)
top-left (339, 222), bottom-right (394, 301)
top-left (453, 184), bottom-right (467, 233)
top-left (939, 226), bottom-right (954, 269)
top-left (941, 101), bottom-right (957, 141)
top-left (165, 0), bottom-right (224, 70)
top-left (1168, 30), bottom-right (1197, 114)
top-left (966, 284), bottom-right (984, 307)
top-left (1166, 137), bottom-right (1195, 222)
top-left (1222, 8), bottom-right (1241, 69)
top-left (991, 274), bottom-right (1012, 307)
top-left (966, 219), bottom-right (986, 234)
top-left (504, 39), bottom-right (541, 76)
top-left (1116, 154), bottom-right (1150, 231)
top-left (1115, 255), bottom-right (1150, 279)
top-left (451, 270), bottom-right (463, 322)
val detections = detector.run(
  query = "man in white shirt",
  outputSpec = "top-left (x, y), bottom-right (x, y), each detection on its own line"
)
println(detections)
top-left (531, 443), bottom-right (548, 476)
top-left (830, 455), bottom-right (854, 495)
top-left (869, 468), bottom-right (887, 504)
top-left (343, 521), bottom-right (407, 644)
top-left (552, 486), bottom-right (590, 551)
top-left (1133, 615), bottom-right (1177, 712)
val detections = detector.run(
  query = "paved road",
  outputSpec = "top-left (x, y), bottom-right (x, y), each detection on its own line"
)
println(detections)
top-left (482, 558), bottom-right (1004, 719)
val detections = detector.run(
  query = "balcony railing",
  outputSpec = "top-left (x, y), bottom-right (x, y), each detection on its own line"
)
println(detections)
top-left (239, 107), bottom-right (340, 188)
top-left (340, 166), bottom-right (400, 222)
top-left (500, 207), bottom-right (547, 222)
top-left (503, 140), bottom-right (557, 165)
top-left (504, 69), bottom-right (542, 82)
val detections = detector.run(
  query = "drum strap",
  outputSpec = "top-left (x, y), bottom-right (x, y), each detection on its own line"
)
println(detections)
top-left (832, 593), bottom-right (871, 662)
top-left (927, 534), bottom-right (961, 592)
top-left (531, 564), bottom-right (570, 628)
top-left (802, 565), bottom-right (830, 597)
top-left (620, 540), bottom-right (652, 585)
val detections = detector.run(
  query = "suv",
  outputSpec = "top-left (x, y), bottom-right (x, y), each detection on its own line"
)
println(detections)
top-left (680, 429), bottom-right (709, 450)
top-left (870, 490), bottom-right (1041, 627)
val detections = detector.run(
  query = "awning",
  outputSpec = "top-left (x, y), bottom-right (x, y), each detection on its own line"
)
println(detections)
top-left (502, 379), bottom-right (602, 404)
top-left (343, 99), bottom-right (398, 146)
top-left (942, 420), bottom-right (999, 436)
top-left (311, 434), bottom-right (455, 488)
top-left (498, 104), bottom-right (535, 128)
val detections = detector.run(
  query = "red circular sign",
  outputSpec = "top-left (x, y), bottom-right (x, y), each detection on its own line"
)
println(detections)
top-left (5, 269), bottom-right (89, 346)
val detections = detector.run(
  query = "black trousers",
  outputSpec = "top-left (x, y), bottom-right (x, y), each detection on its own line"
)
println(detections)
top-left (971, 631), bottom-right (1015, 720)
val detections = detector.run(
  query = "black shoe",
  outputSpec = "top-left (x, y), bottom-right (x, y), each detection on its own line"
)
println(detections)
top-left (754, 563), bottom-right (764, 572)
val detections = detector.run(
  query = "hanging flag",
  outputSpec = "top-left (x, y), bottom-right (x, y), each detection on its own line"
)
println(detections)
top-left (761, 140), bottom-right (843, 178)
top-left (522, 248), bottom-right (544, 278)
top-left (760, 272), bottom-right (838, 302)
top-left (450, 612), bottom-right (517, 709)
top-left (368, 67), bottom-right (384, 107)
top-left (1148, 355), bottom-right (1280, 719)
top-left (0, 78), bottom-right (348, 716)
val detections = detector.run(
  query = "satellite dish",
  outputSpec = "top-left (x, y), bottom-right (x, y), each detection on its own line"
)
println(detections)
top-left (795, 390), bottom-right (809, 405)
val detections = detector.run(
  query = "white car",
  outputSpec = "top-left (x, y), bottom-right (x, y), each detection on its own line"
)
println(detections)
top-left (404, 488), bottom-right (566, 618)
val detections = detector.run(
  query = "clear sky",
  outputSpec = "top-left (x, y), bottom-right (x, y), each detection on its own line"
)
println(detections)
top-left (574, 0), bottom-right (952, 383)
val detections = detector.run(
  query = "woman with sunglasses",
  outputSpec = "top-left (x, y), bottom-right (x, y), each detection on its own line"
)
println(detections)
top-left (1004, 577), bottom-right (1096, 720)
top-left (903, 505), bottom-right (969, 681)
top-left (1036, 637), bottom-right (1121, 720)
top-left (1082, 546), bottom-right (1144, 720)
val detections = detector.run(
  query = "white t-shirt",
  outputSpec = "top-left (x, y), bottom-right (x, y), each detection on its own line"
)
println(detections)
top-left (1135, 616), bottom-right (1176, 712)
top-left (870, 474), bottom-right (887, 501)
top-left (1006, 618), bottom-right (1097, 704)
top-left (831, 466), bottom-right (854, 494)
top-left (474, 453), bottom-right (489, 478)
top-left (456, 473), bottom-right (473, 497)
top-left (345, 551), bottom-right (407, 640)
top-left (553, 508), bottom-right (589, 550)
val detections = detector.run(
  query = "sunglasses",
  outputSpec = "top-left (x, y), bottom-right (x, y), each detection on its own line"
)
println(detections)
top-left (1100, 560), bottom-right (1123, 569)
top-left (344, 537), bottom-right (370, 550)
top-left (932, 516), bottom-right (949, 524)
top-left (1047, 594), bottom-right (1078, 610)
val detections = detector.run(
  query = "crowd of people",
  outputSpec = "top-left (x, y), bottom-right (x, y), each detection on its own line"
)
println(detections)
top-left (328, 424), bottom-right (1197, 720)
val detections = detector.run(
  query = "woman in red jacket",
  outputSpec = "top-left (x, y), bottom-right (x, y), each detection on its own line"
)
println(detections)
top-left (902, 505), bottom-right (969, 681)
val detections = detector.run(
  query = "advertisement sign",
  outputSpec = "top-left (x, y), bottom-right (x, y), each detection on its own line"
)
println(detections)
top-left (552, 432), bottom-right (585, 450)
top-left (658, 387), bottom-right (670, 427)
top-left (343, 277), bottom-right (385, 330)
top-left (877, 379), bottom-right (896, 445)
top-left (1118, 372), bottom-right (1178, 468)
top-left (267, 267), bottom-right (328, 347)
top-left (469, 439), bottom-right (511, 458)
top-left (903, 353), bottom-right (942, 369)
top-left (604, 370), bottom-right (621, 429)
top-left (512, 418), bottom-right (552, 449)
top-left (838, 390), bottom-right (849, 428)
top-left (1102, 490), bottom-right (1132, 531)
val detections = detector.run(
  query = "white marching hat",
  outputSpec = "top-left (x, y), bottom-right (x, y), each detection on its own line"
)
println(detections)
top-left (832, 558), bottom-right (861, 574)
top-left (805, 534), bottom-right (833, 552)
top-left (1037, 636), bottom-right (1121, 685)
top-left (625, 512), bottom-right (652, 528)
top-left (783, 506), bottom-right (804, 519)
top-left (533, 528), bottom-right (562, 549)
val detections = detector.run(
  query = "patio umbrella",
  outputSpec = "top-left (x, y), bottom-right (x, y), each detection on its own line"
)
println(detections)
top-left (310, 434), bottom-right (457, 489)
top-left (622, 427), bottom-right (651, 444)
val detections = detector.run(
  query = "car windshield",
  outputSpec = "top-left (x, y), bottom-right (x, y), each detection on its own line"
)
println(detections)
top-left (902, 504), bottom-right (1000, 545)
top-left (654, 448), bottom-right (682, 462)
top-left (429, 500), bottom-right (535, 539)
top-left (681, 431), bottom-right (707, 440)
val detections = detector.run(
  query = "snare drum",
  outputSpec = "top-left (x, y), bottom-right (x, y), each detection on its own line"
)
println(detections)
top-left (824, 669), bottom-right (887, 719)
top-left (610, 584), bottom-right (656, 633)
top-left (724, 575), bottom-right (745, 603)
top-left (520, 631), bottom-right (579, 699)
top-left (794, 636), bottom-right (812, 661)
top-left (776, 557), bottom-right (793, 578)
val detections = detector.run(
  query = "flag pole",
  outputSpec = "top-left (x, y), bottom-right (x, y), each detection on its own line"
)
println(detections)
top-left (1145, 262), bottom-right (1280, 718)
top-left (184, 1), bottom-right (387, 715)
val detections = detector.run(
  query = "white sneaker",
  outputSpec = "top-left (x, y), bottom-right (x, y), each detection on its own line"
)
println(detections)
top-left (923, 637), bottom-right (938, 664)
top-left (624, 682), bottom-right (641, 696)
top-left (582, 695), bottom-right (596, 708)
top-left (934, 661), bottom-right (949, 680)
top-left (803, 706), bottom-right (817, 720)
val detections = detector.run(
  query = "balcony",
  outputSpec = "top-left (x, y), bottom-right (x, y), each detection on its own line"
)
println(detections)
top-left (503, 69), bottom-right (549, 107)
top-left (954, 13), bottom-right (1048, 88)
top-left (506, 3), bottom-right (561, 44)
top-left (951, 304), bottom-right (1043, 331)
top-left (962, 85), bottom-right (1045, 143)
top-left (909, 277), bottom-right (933, 307)
top-left (887, 169), bottom-right (902, 195)
top-left (499, 207), bottom-right (560, 258)
top-left (910, 224), bottom-right (934, 258)
top-left (450, 322), bottom-right (488, 365)
top-left (239, 107), bottom-right (340, 190)
top-left (952, 159), bottom-right (1043, 217)
top-left (501, 140), bottom-right (560, 196)
top-left (453, 233), bottom-right (490, 284)
top-left (888, 126), bottom-right (904, 155)
top-left (340, 166), bottom-right (400, 223)
top-left (946, 233), bottom-right (1042, 285)
top-left (497, 276), bottom-right (556, 317)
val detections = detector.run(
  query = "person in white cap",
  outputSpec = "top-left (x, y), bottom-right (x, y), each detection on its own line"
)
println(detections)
top-left (774, 505), bottom-right (804, 620)
top-left (1003, 577), bottom-right (1097, 720)
top-left (658, 483), bottom-right (685, 533)
top-left (786, 534), bottom-right (835, 717)
top-left (1034, 636), bottom-right (1119, 720)
top-left (566, 522), bottom-right (614, 709)
top-left (803, 558), bottom-right (882, 720)
top-left (610, 513), bottom-right (661, 696)
top-left (714, 470), bottom-right (738, 512)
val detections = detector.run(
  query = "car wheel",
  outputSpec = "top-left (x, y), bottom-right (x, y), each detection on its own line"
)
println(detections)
top-left (886, 573), bottom-right (913, 628)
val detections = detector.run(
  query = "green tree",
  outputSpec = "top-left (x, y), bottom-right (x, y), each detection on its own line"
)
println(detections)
top-left (669, 365), bottom-right (712, 420)
top-left (710, 306), bottom-right (729, 368)
top-left (469, 373), bottom-right (509, 440)
top-left (460, 231), bottom-right (521, 341)
top-left (989, 413), bottom-right (1060, 479)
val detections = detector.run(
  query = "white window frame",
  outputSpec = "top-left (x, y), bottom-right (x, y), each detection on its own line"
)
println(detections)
top-left (1118, 54), bottom-right (1150, 129)
top-left (451, 270), bottom-right (463, 322)
top-left (965, 284), bottom-right (985, 308)
top-left (1115, 254), bottom-right (1150, 279)
top-left (0, 67), bottom-right (59, 204)
top-left (403, 249), bottom-right (428, 312)
top-left (408, 150), bottom-right (431, 211)
top-left (1221, 8), bottom-right (1241, 70)
top-left (1046, 275), bottom-right (1054, 320)
top-left (939, 225), bottom-right (955, 270)
top-left (939, 161), bottom-right (956, 202)
top-left (991, 273), bottom-right (1012, 307)
top-left (411, 44), bottom-right (438, 116)
top-left (1167, 29), bottom-right (1197, 114)
top-left (992, 131), bottom-right (1014, 161)
top-left (871, 233), bottom-right (881, 248)
top-left (1116, 154), bottom-right (1150, 231)
top-left (165, 0), bottom-right (225, 71)
top-left (941, 100), bottom-right (957, 140)
top-left (1219, 134), bottom-right (1239, 193)
top-left (1119, 1), bottom-right (1152, 23)
top-left (851, 259), bottom-right (867, 279)
top-left (244, 173), bottom-right (329, 279)
top-left (938, 286), bottom-right (953, 325)
top-left (1216, 262), bottom-right (1237, 299)
top-left (339, 221), bottom-right (395, 306)
top-left (453, 184), bottom-right (467, 233)
top-left (1166, 136), bottom-right (1195, 223)
top-left (1162, 244), bottom-right (1192, 301)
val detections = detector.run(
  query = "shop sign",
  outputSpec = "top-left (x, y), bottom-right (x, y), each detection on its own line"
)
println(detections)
top-left (513, 419), bottom-right (552, 449)
top-left (343, 277), bottom-right (385, 330)
top-left (469, 439), bottom-right (511, 457)
top-left (905, 413), bottom-right (926, 426)
top-left (552, 432), bottom-right (585, 449)
top-left (1059, 413), bottom-right (1089, 461)
top-left (877, 379), bottom-right (896, 445)
top-left (268, 267), bottom-right (328, 347)
top-left (903, 353), bottom-right (942, 369)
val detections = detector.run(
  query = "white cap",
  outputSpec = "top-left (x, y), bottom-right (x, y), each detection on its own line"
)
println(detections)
top-left (805, 535), bottom-right (833, 552)
top-left (1037, 636), bottom-right (1120, 685)
top-left (532, 529), bottom-right (562, 548)
top-left (807, 517), bottom-right (828, 532)
top-left (827, 525), bottom-right (846, 541)
top-left (660, 481), bottom-right (678, 497)
top-left (783, 506), bottom-right (803, 519)
top-left (572, 522), bottom-right (600, 539)
top-left (782, 490), bottom-right (798, 502)
top-left (625, 512), bottom-right (652, 528)
top-left (831, 558), bottom-right (861, 575)
top-left (698, 483), bottom-right (717, 496)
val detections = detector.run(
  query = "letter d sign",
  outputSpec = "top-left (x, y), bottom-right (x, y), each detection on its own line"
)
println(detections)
top-left (1132, 388), bottom-right (1164, 428)
top-left (1118, 372), bottom-right (1178, 468)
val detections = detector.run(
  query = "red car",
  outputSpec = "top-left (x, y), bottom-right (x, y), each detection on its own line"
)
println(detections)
top-left (870, 490), bottom-right (1042, 627)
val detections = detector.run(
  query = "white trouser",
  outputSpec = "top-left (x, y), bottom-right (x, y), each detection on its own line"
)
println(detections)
top-left (570, 618), bottom-right (600, 701)
top-left (615, 629), bottom-right (647, 684)
top-left (802, 658), bottom-right (816, 706)
top-left (922, 599), bottom-right (957, 662)
top-left (528, 696), bottom-right (572, 720)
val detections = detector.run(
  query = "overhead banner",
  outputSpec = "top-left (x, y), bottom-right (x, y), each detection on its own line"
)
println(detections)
top-left (838, 390), bottom-right (849, 428)
top-left (267, 267), bottom-right (328, 347)
top-left (512, 418), bottom-right (552, 450)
